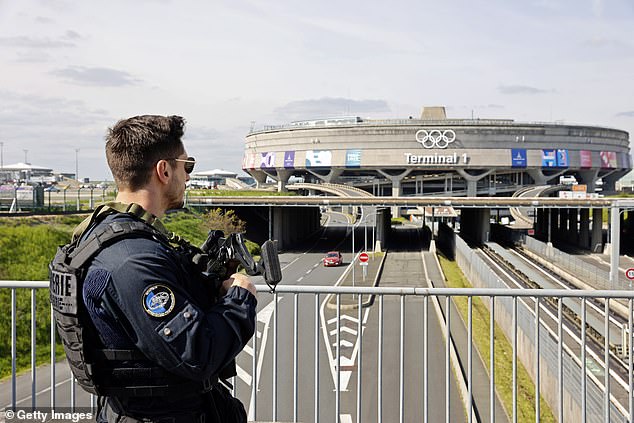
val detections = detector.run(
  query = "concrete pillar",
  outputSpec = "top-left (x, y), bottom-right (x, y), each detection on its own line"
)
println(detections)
top-left (568, 209), bottom-right (578, 243)
top-left (579, 208), bottom-right (590, 249)
top-left (275, 169), bottom-right (292, 192)
top-left (549, 209), bottom-right (558, 244)
top-left (559, 209), bottom-right (569, 240)
top-left (591, 208), bottom-right (603, 253)
top-left (536, 208), bottom-right (546, 238)
top-left (377, 169), bottom-right (411, 218)
top-left (467, 180), bottom-right (478, 197)
top-left (251, 171), bottom-right (267, 188)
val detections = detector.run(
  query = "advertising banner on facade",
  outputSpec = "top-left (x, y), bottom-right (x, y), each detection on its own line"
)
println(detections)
top-left (242, 153), bottom-right (257, 170)
top-left (541, 150), bottom-right (557, 167)
top-left (283, 151), bottom-right (295, 169)
top-left (600, 151), bottom-right (617, 168)
top-left (580, 150), bottom-right (592, 168)
top-left (511, 149), bottom-right (527, 168)
top-left (305, 150), bottom-right (332, 167)
top-left (346, 149), bottom-right (362, 167)
top-left (260, 152), bottom-right (275, 169)
top-left (556, 149), bottom-right (569, 167)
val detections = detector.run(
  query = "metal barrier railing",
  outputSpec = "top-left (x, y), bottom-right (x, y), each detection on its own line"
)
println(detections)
top-left (2, 282), bottom-right (633, 423)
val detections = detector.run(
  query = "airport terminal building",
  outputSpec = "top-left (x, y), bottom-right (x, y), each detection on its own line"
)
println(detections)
top-left (243, 107), bottom-right (631, 196)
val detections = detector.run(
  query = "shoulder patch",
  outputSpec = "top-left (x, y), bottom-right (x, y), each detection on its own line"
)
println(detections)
top-left (142, 284), bottom-right (176, 317)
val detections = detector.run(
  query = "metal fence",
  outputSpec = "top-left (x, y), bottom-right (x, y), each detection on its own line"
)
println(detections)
top-left (455, 236), bottom-right (633, 423)
top-left (2, 281), bottom-right (634, 423)
top-left (523, 236), bottom-right (630, 291)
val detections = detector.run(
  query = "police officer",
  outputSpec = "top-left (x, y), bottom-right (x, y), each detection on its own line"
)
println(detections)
top-left (61, 115), bottom-right (257, 422)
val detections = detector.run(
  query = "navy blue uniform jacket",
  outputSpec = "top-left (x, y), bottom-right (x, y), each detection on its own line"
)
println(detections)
top-left (81, 213), bottom-right (257, 416)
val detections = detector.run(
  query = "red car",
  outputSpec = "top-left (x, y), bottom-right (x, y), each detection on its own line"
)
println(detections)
top-left (323, 251), bottom-right (343, 267)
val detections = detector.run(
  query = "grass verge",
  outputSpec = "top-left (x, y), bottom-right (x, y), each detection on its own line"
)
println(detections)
top-left (438, 254), bottom-right (555, 422)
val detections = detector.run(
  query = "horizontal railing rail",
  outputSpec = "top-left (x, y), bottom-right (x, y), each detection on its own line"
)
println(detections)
top-left (2, 282), bottom-right (633, 423)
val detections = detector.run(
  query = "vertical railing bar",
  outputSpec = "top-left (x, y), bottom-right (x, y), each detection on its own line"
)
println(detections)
top-left (558, 298), bottom-right (563, 423)
top-left (400, 294), bottom-right (405, 423)
top-left (273, 291), bottom-right (278, 421)
top-left (581, 298), bottom-right (587, 423)
top-left (535, 297), bottom-right (540, 423)
top-left (314, 294), bottom-right (319, 423)
top-left (357, 292), bottom-right (363, 423)
top-left (231, 375), bottom-right (236, 396)
top-left (31, 288), bottom-right (37, 410)
top-left (490, 296), bottom-right (495, 423)
top-left (446, 295), bottom-right (451, 423)
top-left (424, 295), bottom-right (429, 423)
top-left (71, 376), bottom-right (76, 411)
top-left (336, 294), bottom-right (341, 423)
top-left (294, 293), bottom-right (299, 423)
top-left (468, 296), bottom-right (473, 423)
top-left (513, 296), bottom-right (517, 423)
top-left (11, 288), bottom-right (17, 410)
top-left (378, 295), bottom-right (383, 423)
top-left (50, 304), bottom-right (56, 411)
top-left (627, 298), bottom-right (634, 421)
top-left (252, 301), bottom-right (258, 421)
top-left (604, 298), bottom-right (610, 423)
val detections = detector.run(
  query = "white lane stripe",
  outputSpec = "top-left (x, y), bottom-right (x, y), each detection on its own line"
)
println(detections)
top-left (313, 263), bottom-right (319, 268)
top-left (340, 413), bottom-right (353, 423)
top-left (297, 277), bottom-right (303, 282)
top-left (3, 376), bottom-right (73, 409)
top-left (236, 364), bottom-right (252, 386)
top-left (328, 315), bottom-right (359, 325)
top-left (305, 269), bottom-right (312, 274)
top-left (329, 326), bottom-right (357, 336)
top-left (242, 344), bottom-right (254, 356)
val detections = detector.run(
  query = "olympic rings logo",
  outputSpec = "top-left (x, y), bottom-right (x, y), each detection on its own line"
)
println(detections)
top-left (415, 129), bottom-right (456, 149)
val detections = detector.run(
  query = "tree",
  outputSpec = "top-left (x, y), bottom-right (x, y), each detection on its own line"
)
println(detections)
top-left (202, 208), bottom-right (246, 235)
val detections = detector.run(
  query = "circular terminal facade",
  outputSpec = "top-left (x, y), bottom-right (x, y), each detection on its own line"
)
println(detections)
top-left (243, 108), bottom-right (631, 196)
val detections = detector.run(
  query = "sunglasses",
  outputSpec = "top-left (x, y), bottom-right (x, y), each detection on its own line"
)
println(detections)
top-left (170, 157), bottom-right (196, 174)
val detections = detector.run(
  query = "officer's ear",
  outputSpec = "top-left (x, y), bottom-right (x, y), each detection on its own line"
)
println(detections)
top-left (156, 160), bottom-right (171, 185)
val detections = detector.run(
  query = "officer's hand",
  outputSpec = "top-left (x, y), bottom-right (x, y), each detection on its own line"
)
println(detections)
top-left (225, 273), bottom-right (257, 297)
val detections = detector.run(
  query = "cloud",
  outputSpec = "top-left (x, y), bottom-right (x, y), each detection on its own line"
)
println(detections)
top-left (35, 16), bottom-right (55, 24)
top-left (49, 66), bottom-right (142, 87)
top-left (63, 30), bottom-right (82, 40)
top-left (616, 111), bottom-right (634, 118)
top-left (274, 97), bottom-right (391, 120)
top-left (498, 85), bottom-right (552, 95)
top-left (0, 36), bottom-right (75, 48)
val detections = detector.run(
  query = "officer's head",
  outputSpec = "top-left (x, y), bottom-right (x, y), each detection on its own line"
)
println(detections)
top-left (106, 115), bottom-right (188, 190)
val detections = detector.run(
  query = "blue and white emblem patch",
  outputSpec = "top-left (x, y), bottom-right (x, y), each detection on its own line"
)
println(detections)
top-left (142, 284), bottom-right (175, 317)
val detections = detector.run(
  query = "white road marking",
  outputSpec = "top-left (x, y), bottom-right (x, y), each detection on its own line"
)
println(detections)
top-left (340, 414), bottom-right (353, 423)
top-left (328, 315), bottom-right (358, 325)
top-left (242, 344), bottom-right (254, 356)
top-left (333, 340), bottom-right (354, 348)
top-left (306, 269), bottom-right (312, 274)
top-left (236, 364), bottom-right (252, 386)
top-left (297, 277), bottom-right (303, 282)
top-left (329, 326), bottom-right (357, 336)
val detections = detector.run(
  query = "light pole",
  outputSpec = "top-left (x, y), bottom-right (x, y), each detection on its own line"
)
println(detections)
top-left (23, 149), bottom-right (28, 164)
top-left (75, 149), bottom-right (80, 182)
top-left (1, 141), bottom-right (4, 182)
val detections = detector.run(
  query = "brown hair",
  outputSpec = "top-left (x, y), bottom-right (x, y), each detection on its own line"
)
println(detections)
top-left (105, 115), bottom-right (185, 190)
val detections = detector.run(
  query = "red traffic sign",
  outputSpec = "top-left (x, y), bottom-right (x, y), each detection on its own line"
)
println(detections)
top-left (359, 252), bottom-right (369, 263)
top-left (626, 268), bottom-right (634, 280)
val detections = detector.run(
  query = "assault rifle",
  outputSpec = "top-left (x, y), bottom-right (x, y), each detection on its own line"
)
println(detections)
top-left (193, 230), bottom-right (282, 291)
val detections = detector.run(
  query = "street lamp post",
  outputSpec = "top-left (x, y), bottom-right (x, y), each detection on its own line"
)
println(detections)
top-left (75, 149), bottom-right (80, 182)
top-left (23, 149), bottom-right (28, 163)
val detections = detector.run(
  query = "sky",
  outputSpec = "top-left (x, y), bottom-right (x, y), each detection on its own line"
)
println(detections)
top-left (0, 0), bottom-right (633, 181)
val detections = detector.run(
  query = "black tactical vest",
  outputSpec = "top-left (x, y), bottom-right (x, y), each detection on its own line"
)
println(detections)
top-left (49, 208), bottom-right (214, 398)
